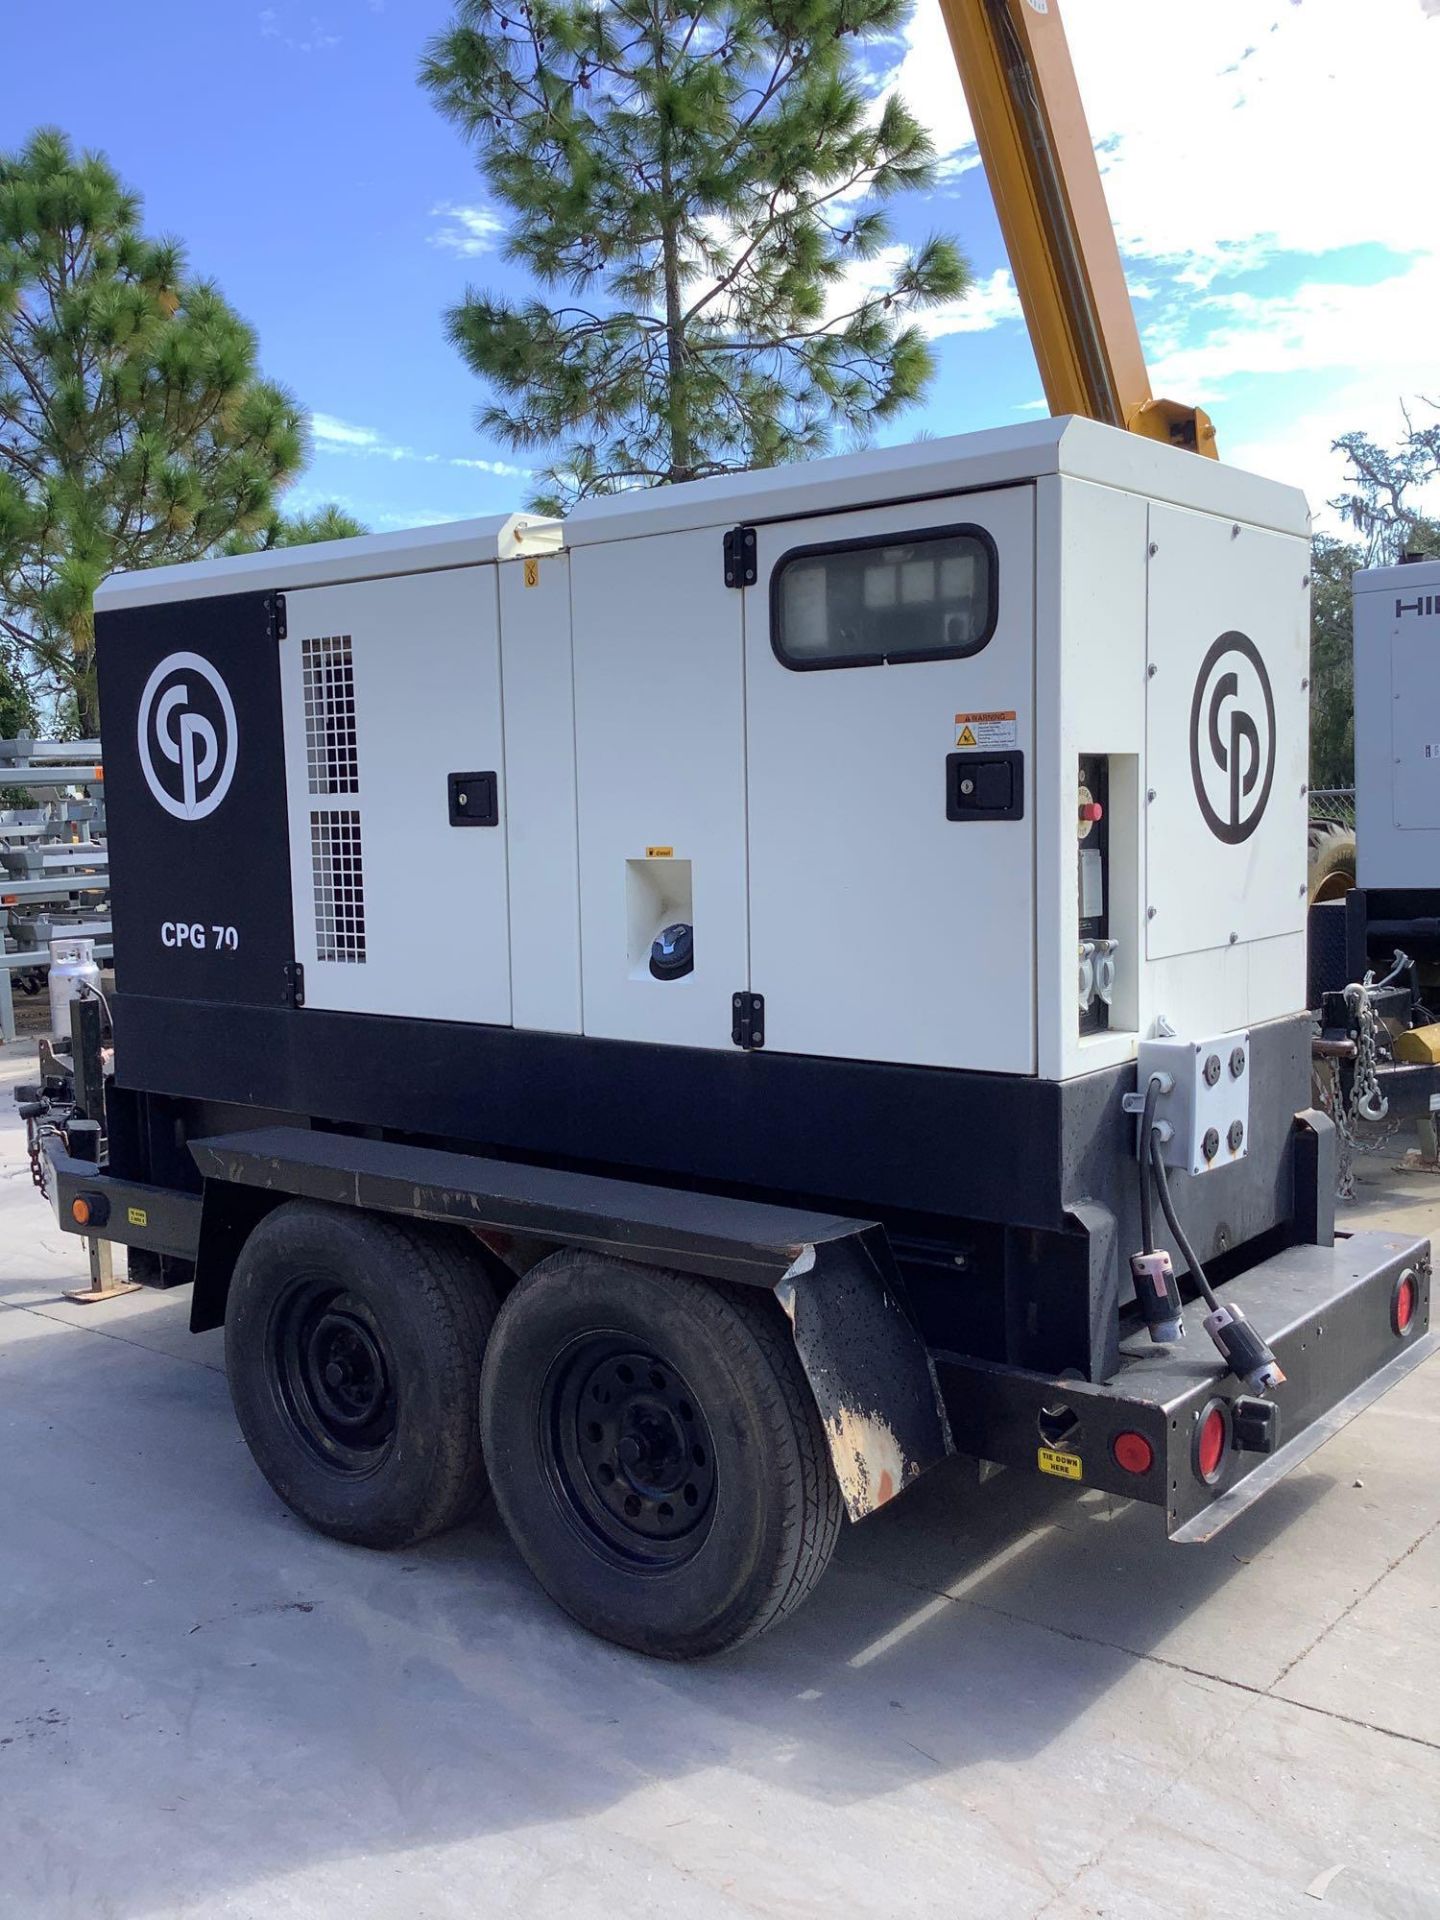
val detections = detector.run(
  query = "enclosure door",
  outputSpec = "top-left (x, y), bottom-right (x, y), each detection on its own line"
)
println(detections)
top-left (1142, 505), bottom-right (1308, 962)
top-left (280, 567), bottom-right (512, 1025)
top-left (745, 486), bottom-right (1036, 1072)
top-left (570, 529), bottom-right (751, 1050)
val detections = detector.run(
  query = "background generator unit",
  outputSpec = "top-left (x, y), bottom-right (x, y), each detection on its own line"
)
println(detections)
top-left (24, 417), bottom-right (1432, 1659)
top-left (1332, 552), bottom-right (1440, 996)
top-left (1306, 551), bottom-right (1440, 1139)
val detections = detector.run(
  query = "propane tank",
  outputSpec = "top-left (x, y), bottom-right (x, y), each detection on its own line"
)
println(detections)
top-left (48, 937), bottom-right (101, 1042)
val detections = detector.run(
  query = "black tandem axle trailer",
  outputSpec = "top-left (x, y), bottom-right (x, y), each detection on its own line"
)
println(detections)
top-left (24, 995), bottom-right (1434, 1658)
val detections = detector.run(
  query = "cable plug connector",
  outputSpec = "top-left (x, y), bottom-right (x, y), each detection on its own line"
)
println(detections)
top-left (1203, 1303), bottom-right (1285, 1394)
top-left (1129, 1249), bottom-right (1185, 1344)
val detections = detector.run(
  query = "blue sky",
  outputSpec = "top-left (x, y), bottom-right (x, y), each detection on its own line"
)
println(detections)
top-left (5, 0), bottom-right (1436, 533)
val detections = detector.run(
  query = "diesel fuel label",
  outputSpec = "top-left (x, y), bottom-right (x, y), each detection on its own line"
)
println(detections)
top-left (955, 710), bottom-right (1017, 750)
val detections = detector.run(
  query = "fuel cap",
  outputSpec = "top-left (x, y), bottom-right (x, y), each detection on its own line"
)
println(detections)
top-left (649, 922), bottom-right (694, 981)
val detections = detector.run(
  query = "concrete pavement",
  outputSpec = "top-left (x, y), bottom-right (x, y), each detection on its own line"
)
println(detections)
top-left (2, 1039), bottom-right (1437, 1920)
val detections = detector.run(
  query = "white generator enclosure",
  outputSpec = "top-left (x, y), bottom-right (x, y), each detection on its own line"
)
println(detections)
top-left (94, 418), bottom-right (1310, 1087)
top-left (1354, 553), bottom-right (1440, 889)
top-left (561, 417), bottom-right (1310, 1082)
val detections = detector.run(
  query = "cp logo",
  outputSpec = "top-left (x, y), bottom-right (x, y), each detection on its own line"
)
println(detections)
top-left (136, 652), bottom-right (239, 821)
top-left (1188, 632), bottom-right (1276, 846)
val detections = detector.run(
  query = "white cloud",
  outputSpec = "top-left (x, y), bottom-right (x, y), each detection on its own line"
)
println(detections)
top-left (1145, 254), bottom-right (1440, 402)
top-left (1074, 2), bottom-right (1438, 284)
top-left (451, 455), bottom-right (533, 476)
top-left (429, 203), bottom-right (509, 257)
top-left (370, 508), bottom-right (479, 530)
top-left (921, 266), bottom-right (1024, 339)
top-left (310, 412), bottom-right (528, 480)
top-left (1227, 390), bottom-right (1440, 530)
top-left (827, 253), bottom-right (1024, 339)
top-left (258, 7), bottom-right (340, 52)
top-left (311, 412), bottom-right (383, 450)
top-left (881, 3), bottom-right (973, 168)
top-left (882, 0), bottom-right (1440, 507)
top-left (889, 1), bottom-right (1439, 282)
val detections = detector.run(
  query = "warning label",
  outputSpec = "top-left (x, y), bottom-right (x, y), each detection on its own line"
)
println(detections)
top-left (955, 710), bottom-right (1017, 750)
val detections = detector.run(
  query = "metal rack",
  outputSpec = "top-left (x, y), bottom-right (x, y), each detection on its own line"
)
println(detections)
top-left (0, 737), bottom-right (109, 1044)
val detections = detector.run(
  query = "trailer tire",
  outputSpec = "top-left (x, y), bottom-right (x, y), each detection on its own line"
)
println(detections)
top-left (480, 1250), bottom-right (843, 1659)
top-left (225, 1202), bottom-right (499, 1549)
top-left (1308, 822), bottom-right (1357, 904)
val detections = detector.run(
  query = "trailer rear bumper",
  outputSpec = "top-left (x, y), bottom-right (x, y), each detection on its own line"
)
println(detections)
top-left (932, 1229), bottom-right (1432, 1539)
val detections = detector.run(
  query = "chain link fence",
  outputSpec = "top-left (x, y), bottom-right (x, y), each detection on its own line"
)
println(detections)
top-left (1309, 787), bottom-right (1355, 832)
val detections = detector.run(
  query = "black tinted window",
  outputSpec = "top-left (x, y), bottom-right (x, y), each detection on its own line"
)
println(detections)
top-left (772, 526), bottom-right (996, 669)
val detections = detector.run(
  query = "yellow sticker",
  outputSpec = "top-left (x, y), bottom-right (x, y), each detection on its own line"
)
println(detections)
top-left (1037, 1445), bottom-right (1082, 1481)
top-left (957, 725), bottom-right (977, 747)
top-left (522, 555), bottom-right (540, 588)
top-left (127, 1206), bottom-right (148, 1229)
top-left (645, 845), bottom-right (674, 859)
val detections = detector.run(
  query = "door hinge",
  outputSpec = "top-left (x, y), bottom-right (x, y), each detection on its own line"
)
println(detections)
top-left (731, 991), bottom-right (765, 1049)
top-left (266, 592), bottom-right (288, 641)
top-left (723, 526), bottom-right (757, 589)
top-left (285, 961), bottom-right (305, 1009)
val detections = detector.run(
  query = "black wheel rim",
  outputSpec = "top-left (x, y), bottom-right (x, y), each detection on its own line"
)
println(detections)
top-left (542, 1336), bottom-right (718, 1569)
top-left (268, 1275), bottom-right (397, 1475)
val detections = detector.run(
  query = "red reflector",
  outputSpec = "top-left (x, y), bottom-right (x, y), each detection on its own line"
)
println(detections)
top-left (1197, 1406), bottom-right (1227, 1480)
top-left (1112, 1430), bottom-right (1153, 1475)
top-left (1395, 1273), bottom-right (1417, 1333)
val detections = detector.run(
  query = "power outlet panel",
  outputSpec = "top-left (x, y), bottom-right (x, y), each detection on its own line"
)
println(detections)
top-left (1137, 1032), bottom-right (1251, 1176)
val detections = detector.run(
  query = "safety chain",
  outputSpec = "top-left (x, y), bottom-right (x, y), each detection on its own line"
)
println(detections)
top-left (1346, 981), bottom-right (1392, 1128)
top-left (1317, 978), bottom-right (1400, 1201)
top-left (26, 1115), bottom-right (51, 1200)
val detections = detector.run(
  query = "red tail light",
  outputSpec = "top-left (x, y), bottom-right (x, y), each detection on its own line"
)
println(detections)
top-left (1111, 1430), bottom-right (1154, 1475)
top-left (1393, 1269), bottom-right (1418, 1336)
top-left (1195, 1402), bottom-right (1229, 1484)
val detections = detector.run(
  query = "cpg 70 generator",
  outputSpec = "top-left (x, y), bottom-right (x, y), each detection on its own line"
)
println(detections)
top-left (23, 416), bottom-right (1432, 1658)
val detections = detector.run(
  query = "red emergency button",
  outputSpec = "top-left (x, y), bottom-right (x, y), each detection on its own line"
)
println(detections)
top-left (1078, 801), bottom-right (1104, 823)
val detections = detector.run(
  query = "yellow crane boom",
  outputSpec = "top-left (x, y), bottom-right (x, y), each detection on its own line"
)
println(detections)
top-left (938, 0), bottom-right (1218, 457)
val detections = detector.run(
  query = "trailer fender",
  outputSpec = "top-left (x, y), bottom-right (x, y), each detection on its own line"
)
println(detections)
top-left (191, 1179), bottom-right (285, 1333)
top-left (777, 1233), bottom-right (953, 1519)
top-left (184, 1125), bottom-right (951, 1514)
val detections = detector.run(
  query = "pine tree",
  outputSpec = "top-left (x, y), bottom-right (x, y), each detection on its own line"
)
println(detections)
top-left (423, 0), bottom-right (969, 512)
top-left (0, 130), bottom-right (308, 731)
top-left (225, 502), bottom-right (370, 554)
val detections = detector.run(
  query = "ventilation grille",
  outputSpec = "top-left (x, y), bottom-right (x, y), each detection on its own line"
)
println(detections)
top-left (310, 811), bottom-right (366, 963)
top-left (302, 634), bottom-right (358, 795)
